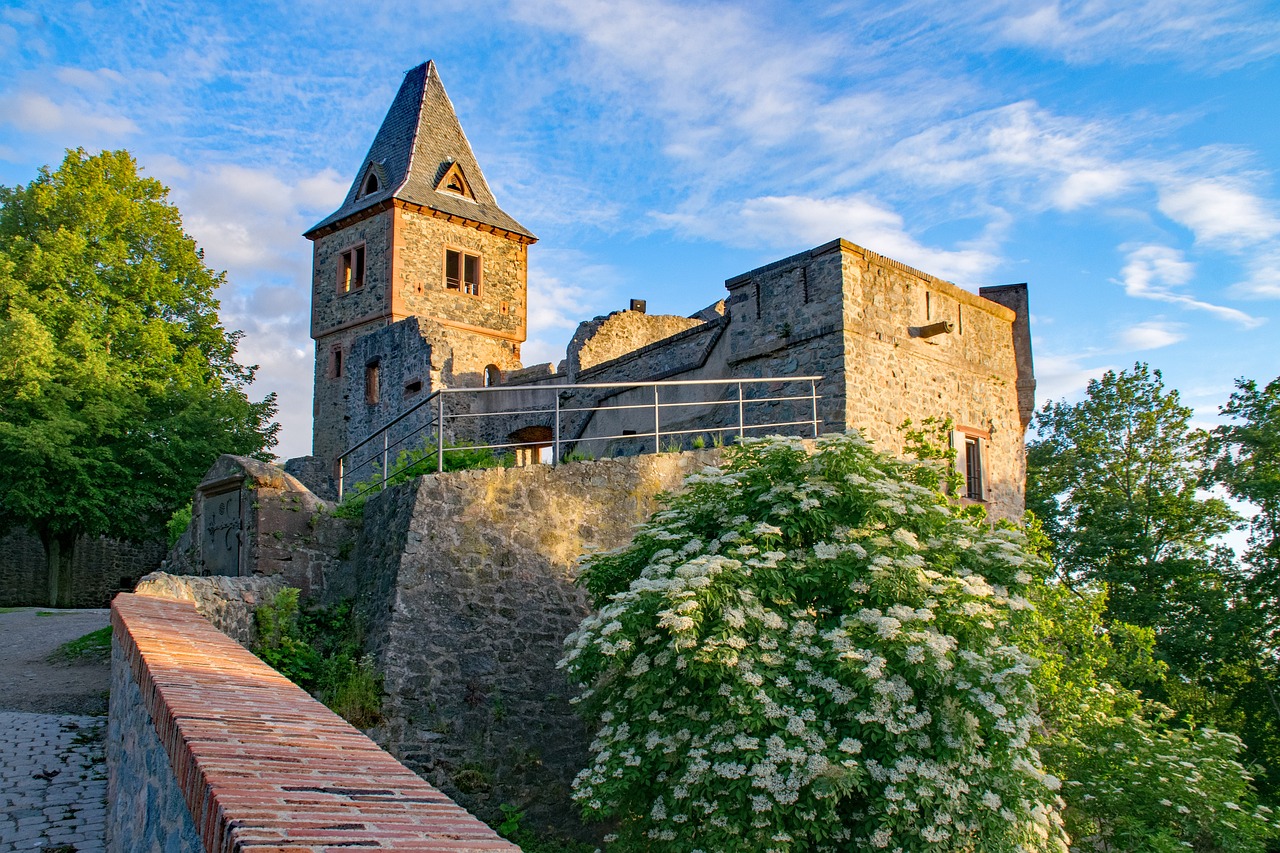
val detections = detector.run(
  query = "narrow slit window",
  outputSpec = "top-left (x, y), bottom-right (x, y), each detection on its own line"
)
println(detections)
top-left (365, 361), bottom-right (380, 405)
top-left (332, 348), bottom-right (343, 378)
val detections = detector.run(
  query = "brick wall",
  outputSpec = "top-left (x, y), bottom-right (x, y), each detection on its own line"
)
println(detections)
top-left (106, 592), bottom-right (519, 852)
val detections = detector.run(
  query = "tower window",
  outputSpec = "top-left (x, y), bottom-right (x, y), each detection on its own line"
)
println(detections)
top-left (445, 248), bottom-right (481, 296)
top-left (340, 245), bottom-right (366, 293)
top-left (331, 347), bottom-right (344, 378)
top-left (365, 360), bottom-right (380, 405)
top-left (951, 428), bottom-right (988, 502)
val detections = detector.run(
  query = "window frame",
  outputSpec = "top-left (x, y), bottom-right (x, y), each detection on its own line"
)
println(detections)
top-left (950, 427), bottom-right (990, 502)
top-left (444, 246), bottom-right (481, 297)
top-left (338, 243), bottom-right (367, 295)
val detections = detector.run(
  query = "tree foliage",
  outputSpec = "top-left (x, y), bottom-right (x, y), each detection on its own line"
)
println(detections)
top-left (1028, 365), bottom-right (1280, 805)
top-left (1211, 376), bottom-right (1280, 644)
top-left (1026, 364), bottom-right (1245, 673)
top-left (0, 149), bottom-right (277, 598)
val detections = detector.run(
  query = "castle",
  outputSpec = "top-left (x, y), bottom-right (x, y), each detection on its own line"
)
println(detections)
top-left (291, 61), bottom-right (1036, 519)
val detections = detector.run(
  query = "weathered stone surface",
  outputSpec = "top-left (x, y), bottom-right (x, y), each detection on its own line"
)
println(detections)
top-left (133, 572), bottom-right (285, 648)
top-left (357, 451), bottom-right (721, 839)
top-left (565, 309), bottom-right (706, 378)
top-left (164, 455), bottom-right (356, 598)
top-left (106, 639), bottom-right (202, 853)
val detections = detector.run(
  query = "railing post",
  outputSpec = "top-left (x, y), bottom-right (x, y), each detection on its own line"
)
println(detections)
top-left (337, 456), bottom-right (344, 502)
top-left (737, 382), bottom-right (745, 440)
top-left (553, 391), bottom-right (561, 467)
top-left (381, 431), bottom-right (389, 491)
top-left (437, 393), bottom-right (445, 473)
top-left (653, 384), bottom-right (661, 453)
top-left (811, 378), bottom-right (819, 437)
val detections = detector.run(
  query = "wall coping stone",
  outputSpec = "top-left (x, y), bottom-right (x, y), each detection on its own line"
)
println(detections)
top-left (110, 592), bottom-right (520, 852)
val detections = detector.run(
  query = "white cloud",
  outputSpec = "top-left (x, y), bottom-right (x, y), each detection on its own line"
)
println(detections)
top-left (1232, 249), bottom-right (1280, 299)
top-left (1033, 353), bottom-right (1113, 404)
top-left (0, 91), bottom-right (137, 136)
top-left (53, 66), bottom-right (127, 92)
top-left (1053, 167), bottom-right (1133, 210)
top-left (1157, 180), bottom-right (1280, 248)
top-left (523, 250), bottom-right (620, 366)
top-left (1117, 244), bottom-right (1264, 327)
top-left (660, 194), bottom-right (1001, 288)
top-left (1116, 320), bottom-right (1186, 350)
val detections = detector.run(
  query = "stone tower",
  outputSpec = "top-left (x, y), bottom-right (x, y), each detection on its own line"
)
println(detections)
top-left (304, 61), bottom-right (536, 475)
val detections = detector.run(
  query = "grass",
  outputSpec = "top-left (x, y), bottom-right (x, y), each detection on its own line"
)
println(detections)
top-left (49, 626), bottom-right (112, 663)
top-left (0, 606), bottom-right (24, 613)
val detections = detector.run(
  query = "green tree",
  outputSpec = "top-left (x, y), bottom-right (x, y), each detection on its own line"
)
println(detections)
top-left (1026, 364), bottom-right (1244, 672)
top-left (1027, 365), bottom-right (1280, 801)
top-left (1211, 376), bottom-right (1280, 641)
top-left (0, 149), bottom-right (278, 603)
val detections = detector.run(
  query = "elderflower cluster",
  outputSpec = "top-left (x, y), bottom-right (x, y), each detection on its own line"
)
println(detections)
top-left (560, 432), bottom-right (1071, 852)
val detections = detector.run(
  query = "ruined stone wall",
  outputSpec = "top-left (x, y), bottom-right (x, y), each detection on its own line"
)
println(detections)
top-left (357, 451), bottom-right (721, 839)
top-left (164, 456), bottom-right (357, 599)
top-left (133, 572), bottom-right (286, 649)
top-left (720, 239), bottom-right (1028, 519)
top-left (564, 309), bottom-right (706, 377)
top-left (0, 529), bottom-right (163, 608)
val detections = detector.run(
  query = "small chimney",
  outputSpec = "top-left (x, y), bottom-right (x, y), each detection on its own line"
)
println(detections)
top-left (630, 299), bottom-right (647, 314)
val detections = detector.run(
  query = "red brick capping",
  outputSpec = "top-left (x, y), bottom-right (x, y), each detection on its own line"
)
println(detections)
top-left (111, 593), bottom-right (521, 852)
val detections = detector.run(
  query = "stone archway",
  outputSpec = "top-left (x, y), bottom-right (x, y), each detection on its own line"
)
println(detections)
top-left (508, 425), bottom-right (553, 466)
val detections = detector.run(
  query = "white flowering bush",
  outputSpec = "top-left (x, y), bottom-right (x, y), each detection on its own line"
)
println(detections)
top-left (1046, 686), bottom-right (1280, 852)
top-left (560, 432), bottom-right (1070, 852)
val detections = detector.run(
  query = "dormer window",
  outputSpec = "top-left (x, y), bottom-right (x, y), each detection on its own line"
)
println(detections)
top-left (363, 172), bottom-right (379, 195)
top-left (435, 161), bottom-right (475, 200)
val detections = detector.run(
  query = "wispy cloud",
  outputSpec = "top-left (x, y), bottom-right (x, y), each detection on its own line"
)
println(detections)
top-left (0, 91), bottom-right (137, 136)
top-left (1033, 353), bottom-right (1114, 404)
top-left (1157, 179), bottom-right (1280, 248)
top-left (1117, 244), bottom-right (1264, 327)
top-left (1117, 320), bottom-right (1186, 351)
top-left (990, 0), bottom-right (1280, 69)
top-left (524, 249), bottom-right (620, 366)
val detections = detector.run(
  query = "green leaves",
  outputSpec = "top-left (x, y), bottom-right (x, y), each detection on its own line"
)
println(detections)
top-left (0, 149), bottom-right (277, 551)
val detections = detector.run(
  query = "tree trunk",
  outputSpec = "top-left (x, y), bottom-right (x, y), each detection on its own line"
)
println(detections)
top-left (42, 532), bottom-right (76, 608)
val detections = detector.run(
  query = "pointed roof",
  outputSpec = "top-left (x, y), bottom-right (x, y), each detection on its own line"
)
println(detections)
top-left (305, 62), bottom-right (535, 241)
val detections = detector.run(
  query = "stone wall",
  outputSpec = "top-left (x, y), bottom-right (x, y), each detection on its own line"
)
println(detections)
top-left (106, 592), bottom-right (518, 852)
top-left (0, 529), bottom-right (164, 608)
top-left (164, 455), bottom-right (357, 599)
top-left (105, 638), bottom-right (203, 853)
top-left (395, 207), bottom-right (528, 372)
top-left (133, 571), bottom-right (285, 649)
top-left (356, 450), bottom-right (722, 839)
top-left (564, 309), bottom-right (706, 377)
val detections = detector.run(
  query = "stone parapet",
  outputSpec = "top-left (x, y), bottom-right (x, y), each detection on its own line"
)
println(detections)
top-left (106, 592), bottom-right (520, 852)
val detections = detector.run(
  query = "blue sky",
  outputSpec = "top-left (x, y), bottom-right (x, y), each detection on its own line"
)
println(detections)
top-left (2, 0), bottom-right (1278, 460)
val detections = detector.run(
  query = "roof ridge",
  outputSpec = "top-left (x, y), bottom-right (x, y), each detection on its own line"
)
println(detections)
top-left (393, 60), bottom-right (432, 200)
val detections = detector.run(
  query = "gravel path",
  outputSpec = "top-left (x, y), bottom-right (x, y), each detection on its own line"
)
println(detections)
top-left (0, 608), bottom-right (112, 852)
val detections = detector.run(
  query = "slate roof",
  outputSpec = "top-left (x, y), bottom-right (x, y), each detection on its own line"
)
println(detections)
top-left (305, 62), bottom-right (535, 241)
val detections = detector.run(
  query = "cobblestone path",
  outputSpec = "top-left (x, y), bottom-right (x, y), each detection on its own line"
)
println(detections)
top-left (0, 712), bottom-right (108, 853)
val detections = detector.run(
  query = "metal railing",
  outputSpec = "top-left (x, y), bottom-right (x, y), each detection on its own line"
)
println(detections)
top-left (337, 375), bottom-right (822, 501)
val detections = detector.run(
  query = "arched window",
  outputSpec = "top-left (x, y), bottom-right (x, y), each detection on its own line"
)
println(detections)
top-left (483, 364), bottom-right (502, 387)
top-left (363, 172), bottom-right (379, 195)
